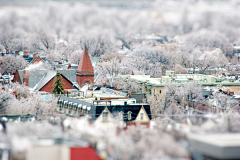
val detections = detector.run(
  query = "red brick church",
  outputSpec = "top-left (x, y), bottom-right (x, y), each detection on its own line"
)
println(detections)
top-left (13, 46), bottom-right (94, 93)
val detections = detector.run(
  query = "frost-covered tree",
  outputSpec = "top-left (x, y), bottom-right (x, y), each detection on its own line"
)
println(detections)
top-left (147, 94), bottom-right (165, 118)
top-left (3, 83), bottom-right (31, 99)
top-left (196, 48), bottom-right (229, 74)
top-left (109, 126), bottom-right (189, 160)
top-left (0, 90), bottom-right (15, 114)
top-left (0, 55), bottom-right (27, 74)
top-left (164, 82), bottom-right (204, 112)
top-left (0, 83), bottom-right (58, 115)
top-left (112, 77), bottom-right (141, 92)
top-left (213, 92), bottom-right (239, 112)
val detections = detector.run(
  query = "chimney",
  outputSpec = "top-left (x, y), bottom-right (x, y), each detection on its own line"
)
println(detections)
top-left (15, 51), bottom-right (19, 55)
top-left (6, 49), bottom-right (9, 53)
top-left (33, 53), bottom-right (37, 60)
top-left (103, 82), bottom-right (107, 88)
top-left (23, 70), bottom-right (29, 86)
top-left (128, 92), bottom-right (132, 96)
top-left (68, 63), bottom-right (71, 69)
top-left (23, 51), bottom-right (28, 57)
top-left (115, 85), bottom-right (120, 91)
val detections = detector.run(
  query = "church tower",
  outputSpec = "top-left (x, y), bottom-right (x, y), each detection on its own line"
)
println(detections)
top-left (76, 46), bottom-right (94, 87)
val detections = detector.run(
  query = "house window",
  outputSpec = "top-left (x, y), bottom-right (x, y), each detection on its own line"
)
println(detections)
top-left (64, 101), bottom-right (68, 107)
top-left (58, 99), bottom-right (62, 106)
top-left (85, 81), bottom-right (90, 85)
top-left (140, 113), bottom-right (144, 120)
top-left (69, 102), bottom-right (73, 108)
top-left (73, 103), bottom-right (77, 110)
top-left (159, 90), bottom-right (161, 94)
top-left (103, 112), bottom-right (108, 122)
top-left (128, 111), bottom-right (132, 120)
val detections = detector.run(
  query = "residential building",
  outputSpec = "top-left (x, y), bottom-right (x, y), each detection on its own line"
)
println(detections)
top-left (1, 50), bottom-right (48, 64)
top-left (12, 46), bottom-right (94, 93)
top-left (121, 70), bottom-right (240, 97)
top-left (56, 85), bottom-right (152, 125)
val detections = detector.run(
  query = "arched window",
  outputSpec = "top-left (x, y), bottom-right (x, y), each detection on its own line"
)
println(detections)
top-left (128, 111), bottom-right (132, 120)
top-left (85, 81), bottom-right (90, 85)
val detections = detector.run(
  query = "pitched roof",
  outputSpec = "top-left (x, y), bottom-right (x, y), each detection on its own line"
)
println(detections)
top-left (29, 56), bottom-right (47, 64)
top-left (17, 69), bottom-right (80, 91)
top-left (59, 96), bottom-right (96, 118)
top-left (58, 96), bottom-right (151, 121)
top-left (29, 70), bottom-right (48, 88)
top-left (95, 104), bottom-right (152, 121)
top-left (77, 46), bottom-right (94, 74)
top-left (18, 70), bottom-right (47, 87)
top-left (58, 70), bottom-right (77, 83)
top-left (33, 70), bottom-right (56, 91)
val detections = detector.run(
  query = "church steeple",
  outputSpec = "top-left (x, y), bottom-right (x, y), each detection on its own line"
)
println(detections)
top-left (76, 46), bottom-right (94, 87)
top-left (77, 46), bottom-right (94, 74)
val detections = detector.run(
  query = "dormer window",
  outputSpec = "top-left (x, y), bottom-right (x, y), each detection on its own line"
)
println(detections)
top-left (58, 99), bottom-right (63, 107)
top-left (69, 102), bottom-right (73, 108)
top-left (128, 111), bottom-right (132, 120)
top-left (58, 99), bottom-right (62, 104)
top-left (78, 104), bottom-right (82, 110)
top-left (64, 101), bottom-right (68, 107)
top-left (73, 103), bottom-right (77, 110)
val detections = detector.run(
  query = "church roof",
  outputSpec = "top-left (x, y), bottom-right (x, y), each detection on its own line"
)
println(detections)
top-left (77, 46), bottom-right (94, 74)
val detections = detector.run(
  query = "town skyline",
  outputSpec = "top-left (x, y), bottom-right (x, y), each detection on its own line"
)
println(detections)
top-left (1, 0), bottom-right (240, 159)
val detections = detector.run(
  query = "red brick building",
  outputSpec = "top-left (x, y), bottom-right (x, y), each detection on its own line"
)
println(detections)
top-left (76, 46), bottom-right (94, 87)
top-left (12, 46), bottom-right (95, 93)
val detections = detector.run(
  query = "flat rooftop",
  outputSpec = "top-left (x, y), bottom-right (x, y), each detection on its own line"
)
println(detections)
top-left (188, 133), bottom-right (240, 159)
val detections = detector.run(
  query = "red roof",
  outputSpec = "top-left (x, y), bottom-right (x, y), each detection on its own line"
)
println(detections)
top-left (70, 146), bottom-right (101, 160)
top-left (77, 46), bottom-right (94, 74)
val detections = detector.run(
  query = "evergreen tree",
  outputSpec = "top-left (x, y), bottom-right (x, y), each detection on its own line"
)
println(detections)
top-left (52, 71), bottom-right (64, 95)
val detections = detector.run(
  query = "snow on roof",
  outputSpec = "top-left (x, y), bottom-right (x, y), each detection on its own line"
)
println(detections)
top-left (233, 94), bottom-right (240, 98)
top-left (233, 46), bottom-right (240, 50)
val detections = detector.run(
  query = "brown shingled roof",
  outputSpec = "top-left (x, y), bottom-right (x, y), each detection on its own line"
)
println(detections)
top-left (77, 46), bottom-right (94, 75)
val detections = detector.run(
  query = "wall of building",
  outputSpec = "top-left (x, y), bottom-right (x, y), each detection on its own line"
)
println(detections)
top-left (96, 108), bottom-right (116, 122)
top-left (32, 56), bottom-right (44, 64)
top-left (26, 145), bottom-right (69, 160)
top-left (135, 107), bottom-right (150, 122)
top-left (77, 75), bottom-right (94, 87)
top-left (40, 76), bottom-right (73, 93)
